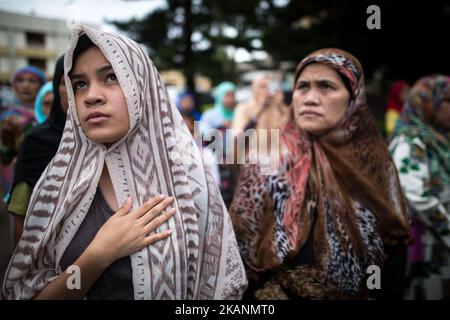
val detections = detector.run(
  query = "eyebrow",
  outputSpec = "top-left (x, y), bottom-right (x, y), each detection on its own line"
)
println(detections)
top-left (69, 64), bottom-right (114, 80)
top-left (297, 79), bottom-right (338, 86)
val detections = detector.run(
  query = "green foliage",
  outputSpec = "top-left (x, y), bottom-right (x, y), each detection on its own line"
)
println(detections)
top-left (113, 0), bottom-right (450, 89)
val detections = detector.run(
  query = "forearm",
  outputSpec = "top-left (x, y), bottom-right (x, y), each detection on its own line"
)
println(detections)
top-left (33, 245), bottom-right (110, 300)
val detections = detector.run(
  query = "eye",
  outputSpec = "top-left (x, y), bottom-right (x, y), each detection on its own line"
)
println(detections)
top-left (320, 83), bottom-right (335, 91)
top-left (73, 81), bottom-right (86, 91)
top-left (296, 82), bottom-right (309, 90)
top-left (106, 73), bottom-right (118, 82)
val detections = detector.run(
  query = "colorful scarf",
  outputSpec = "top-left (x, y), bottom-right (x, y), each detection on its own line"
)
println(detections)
top-left (230, 48), bottom-right (411, 296)
top-left (12, 66), bottom-right (47, 87)
top-left (393, 74), bottom-right (450, 193)
top-left (2, 26), bottom-right (246, 300)
top-left (34, 82), bottom-right (53, 124)
top-left (213, 82), bottom-right (236, 122)
top-left (175, 91), bottom-right (201, 121)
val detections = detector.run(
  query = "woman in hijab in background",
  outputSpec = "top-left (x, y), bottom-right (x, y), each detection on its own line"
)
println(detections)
top-left (176, 91), bottom-right (201, 121)
top-left (230, 48), bottom-right (411, 300)
top-left (200, 81), bottom-right (236, 132)
top-left (200, 81), bottom-right (237, 208)
top-left (7, 55), bottom-right (68, 248)
top-left (2, 27), bottom-right (246, 300)
top-left (0, 66), bottom-right (47, 202)
top-left (34, 82), bottom-right (55, 124)
top-left (389, 75), bottom-right (450, 300)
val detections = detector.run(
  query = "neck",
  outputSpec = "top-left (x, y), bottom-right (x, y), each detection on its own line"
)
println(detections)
top-left (98, 165), bottom-right (119, 211)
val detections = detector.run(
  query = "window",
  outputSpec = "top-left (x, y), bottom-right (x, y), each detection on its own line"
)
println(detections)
top-left (26, 32), bottom-right (45, 48)
top-left (28, 58), bottom-right (46, 72)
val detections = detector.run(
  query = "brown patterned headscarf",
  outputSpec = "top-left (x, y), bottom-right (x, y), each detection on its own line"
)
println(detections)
top-left (2, 26), bottom-right (247, 300)
top-left (230, 48), bottom-right (411, 295)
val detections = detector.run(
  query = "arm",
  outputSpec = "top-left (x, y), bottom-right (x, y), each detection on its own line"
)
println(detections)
top-left (7, 182), bottom-right (32, 248)
top-left (33, 243), bottom-right (111, 300)
top-left (33, 195), bottom-right (175, 299)
top-left (231, 102), bottom-right (249, 136)
top-left (390, 136), bottom-right (446, 215)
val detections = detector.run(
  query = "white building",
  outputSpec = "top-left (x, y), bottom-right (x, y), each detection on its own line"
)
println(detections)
top-left (0, 11), bottom-right (81, 83)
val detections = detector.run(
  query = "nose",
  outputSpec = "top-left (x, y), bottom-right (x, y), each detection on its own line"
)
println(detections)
top-left (303, 88), bottom-right (320, 106)
top-left (84, 82), bottom-right (105, 106)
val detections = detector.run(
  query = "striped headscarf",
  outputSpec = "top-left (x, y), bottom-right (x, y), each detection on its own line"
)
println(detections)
top-left (2, 26), bottom-right (246, 300)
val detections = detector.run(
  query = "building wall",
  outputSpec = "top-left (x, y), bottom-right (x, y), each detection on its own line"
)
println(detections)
top-left (0, 11), bottom-right (87, 83)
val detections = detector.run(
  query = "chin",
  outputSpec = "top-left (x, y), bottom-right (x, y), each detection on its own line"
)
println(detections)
top-left (85, 132), bottom-right (117, 145)
top-left (297, 121), bottom-right (317, 132)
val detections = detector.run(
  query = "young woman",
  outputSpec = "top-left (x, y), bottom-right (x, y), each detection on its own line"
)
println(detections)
top-left (2, 26), bottom-right (246, 300)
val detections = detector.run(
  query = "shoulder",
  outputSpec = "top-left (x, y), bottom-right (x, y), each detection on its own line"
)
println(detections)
top-left (389, 134), bottom-right (426, 156)
top-left (201, 108), bottom-right (216, 118)
top-left (234, 101), bottom-right (253, 116)
top-left (20, 124), bottom-right (50, 148)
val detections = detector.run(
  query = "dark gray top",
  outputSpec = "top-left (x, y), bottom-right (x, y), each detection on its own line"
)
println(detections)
top-left (60, 189), bottom-right (134, 300)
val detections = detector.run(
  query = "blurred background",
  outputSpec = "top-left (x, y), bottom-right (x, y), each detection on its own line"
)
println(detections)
top-left (0, 0), bottom-right (449, 282)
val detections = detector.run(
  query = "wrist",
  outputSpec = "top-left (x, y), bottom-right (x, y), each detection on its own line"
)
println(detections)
top-left (84, 241), bottom-right (114, 270)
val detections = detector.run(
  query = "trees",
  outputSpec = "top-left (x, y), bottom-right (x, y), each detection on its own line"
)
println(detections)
top-left (114, 0), bottom-right (450, 91)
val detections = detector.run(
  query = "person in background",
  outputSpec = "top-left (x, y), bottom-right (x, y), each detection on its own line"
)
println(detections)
top-left (181, 112), bottom-right (220, 185)
top-left (176, 91), bottom-right (201, 121)
top-left (385, 80), bottom-right (410, 137)
top-left (231, 77), bottom-right (289, 168)
top-left (34, 82), bottom-right (54, 124)
top-left (232, 74), bottom-right (273, 133)
top-left (200, 82), bottom-right (238, 208)
top-left (8, 56), bottom-right (67, 248)
top-left (389, 74), bottom-right (450, 300)
top-left (0, 66), bottom-right (46, 203)
top-left (9, 66), bottom-right (47, 108)
top-left (200, 82), bottom-right (237, 132)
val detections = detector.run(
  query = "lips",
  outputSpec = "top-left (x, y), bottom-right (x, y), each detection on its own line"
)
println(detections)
top-left (300, 110), bottom-right (322, 117)
top-left (85, 111), bottom-right (109, 123)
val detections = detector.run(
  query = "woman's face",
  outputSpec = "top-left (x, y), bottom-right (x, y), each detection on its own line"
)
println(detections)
top-left (292, 63), bottom-right (350, 135)
top-left (222, 91), bottom-right (235, 109)
top-left (12, 72), bottom-right (41, 105)
top-left (42, 92), bottom-right (54, 117)
top-left (180, 96), bottom-right (194, 112)
top-left (70, 45), bottom-right (130, 146)
top-left (253, 76), bottom-right (271, 103)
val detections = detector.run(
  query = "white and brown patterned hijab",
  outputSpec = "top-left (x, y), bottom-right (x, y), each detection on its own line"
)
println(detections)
top-left (2, 26), bottom-right (247, 300)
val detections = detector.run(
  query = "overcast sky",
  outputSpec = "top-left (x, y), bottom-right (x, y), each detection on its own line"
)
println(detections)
top-left (0, 0), bottom-right (263, 63)
top-left (0, 0), bottom-right (166, 33)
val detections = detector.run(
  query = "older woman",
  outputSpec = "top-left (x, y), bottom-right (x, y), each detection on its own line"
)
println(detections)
top-left (229, 48), bottom-right (411, 299)
top-left (389, 75), bottom-right (450, 300)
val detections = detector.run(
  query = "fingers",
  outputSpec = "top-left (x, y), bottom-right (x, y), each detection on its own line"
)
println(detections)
top-left (114, 197), bottom-right (133, 216)
top-left (138, 196), bottom-right (174, 225)
top-left (144, 230), bottom-right (172, 246)
top-left (143, 207), bottom-right (176, 234)
top-left (132, 194), bottom-right (166, 219)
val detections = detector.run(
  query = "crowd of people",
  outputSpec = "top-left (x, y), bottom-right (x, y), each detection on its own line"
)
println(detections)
top-left (0, 26), bottom-right (448, 300)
